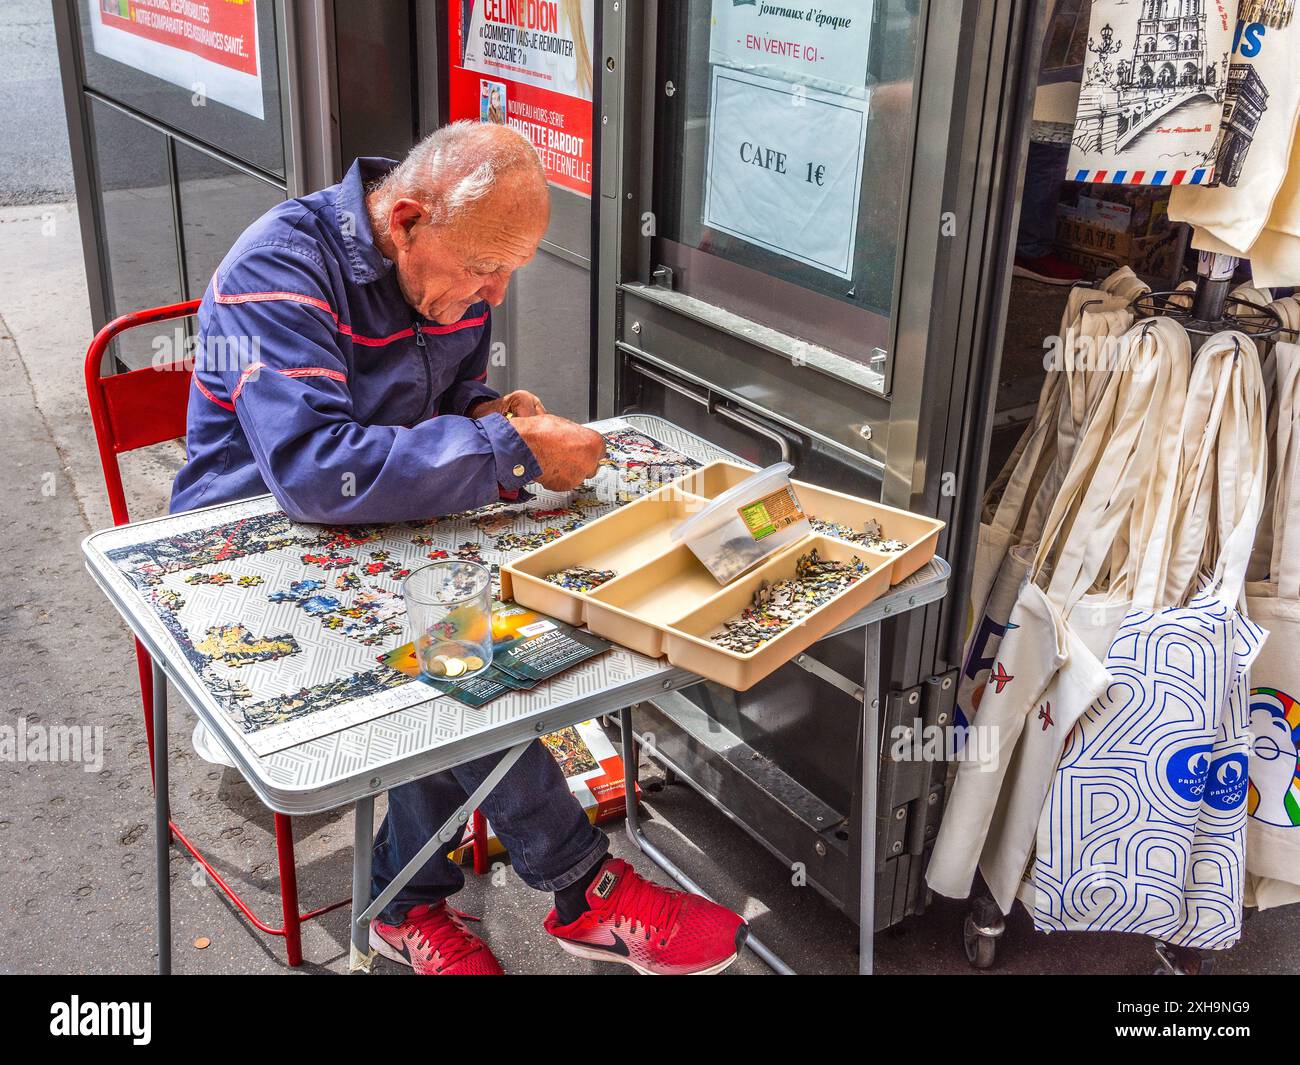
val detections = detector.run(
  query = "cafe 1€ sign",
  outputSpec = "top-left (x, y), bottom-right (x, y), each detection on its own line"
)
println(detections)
top-left (702, 66), bottom-right (867, 280)
top-left (709, 0), bottom-right (875, 98)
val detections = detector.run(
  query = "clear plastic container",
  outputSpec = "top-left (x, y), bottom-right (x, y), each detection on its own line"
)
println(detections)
top-left (403, 561), bottom-right (493, 681)
top-left (670, 462), bottom-right (810, 583)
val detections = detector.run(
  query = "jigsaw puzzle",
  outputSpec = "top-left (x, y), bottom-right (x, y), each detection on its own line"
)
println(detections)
top-left (97, 419), bottom-right (704, 755)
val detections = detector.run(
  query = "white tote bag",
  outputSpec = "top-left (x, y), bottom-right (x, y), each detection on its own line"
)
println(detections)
top-left (1248, 302), bottom-right (1300, 581)
top-left (1170, 11), bottom-right (1300, 252)
top-left (957, 292), bottom-right (1132, 732)
top-left (1244, 341), bottom-right (1300, 906)
top-left (930, 319), bottom-right (1190, 909)
top-left (1098, 266), bottom-right (1150, 304)
top-left (1031, 332), bottom-right (1270, 949)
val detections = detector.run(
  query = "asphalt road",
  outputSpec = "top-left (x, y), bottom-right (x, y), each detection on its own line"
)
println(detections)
top-left (0, 1), bottom-right (75, 206)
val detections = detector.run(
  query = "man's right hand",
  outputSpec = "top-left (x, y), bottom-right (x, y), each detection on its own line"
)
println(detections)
top-left (510, 414), bottom-right (606, 491)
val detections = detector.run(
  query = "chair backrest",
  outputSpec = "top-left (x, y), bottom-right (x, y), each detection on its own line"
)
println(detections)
top-left (84, 300), bottom-right (202, 525)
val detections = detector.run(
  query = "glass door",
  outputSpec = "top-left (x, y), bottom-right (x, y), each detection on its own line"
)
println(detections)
top-left (651, 0), bottom-right (923, 390)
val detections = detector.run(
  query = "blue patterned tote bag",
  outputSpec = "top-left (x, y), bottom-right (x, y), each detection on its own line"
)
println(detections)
top-left (1031, 332), bottom-right (1269, 948)
top-left (931, 318), bottom-right (1190, 909)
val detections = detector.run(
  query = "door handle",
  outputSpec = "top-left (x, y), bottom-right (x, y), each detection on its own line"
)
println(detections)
top-left (708, 400), bottom-right (796, 464)
top-left (625, 354), bottom-right (800, 464)
top-left (627, 358), bottom-right (710, 407)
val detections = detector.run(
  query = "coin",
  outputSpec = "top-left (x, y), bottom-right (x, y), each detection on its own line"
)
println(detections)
top-left (426, 658), bottom-right (447, 676)
top-left (464, 655), bottom-right (484, 671)
top-left (443, 657), bottom-right (467, 678)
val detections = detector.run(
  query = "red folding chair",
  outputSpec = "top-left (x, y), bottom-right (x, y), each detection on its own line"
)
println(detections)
top-left (86, 300), bottom-right (494, 966)
top-left (85, 300), bottom-right (345, 966)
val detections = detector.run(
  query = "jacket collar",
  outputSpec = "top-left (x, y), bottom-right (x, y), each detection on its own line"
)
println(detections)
top-left (335, 157), bottom-right (398, 285)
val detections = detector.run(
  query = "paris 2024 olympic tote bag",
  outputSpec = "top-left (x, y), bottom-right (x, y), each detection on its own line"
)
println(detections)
top-left (930, 318), bottom-right (1190, 910)
top-left (1244, 341), bottom-right (1300, 909)
top-left (1030, 332), bottom-right (1270, 949)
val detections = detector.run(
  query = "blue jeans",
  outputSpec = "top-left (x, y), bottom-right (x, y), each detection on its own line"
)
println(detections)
top-left (370, 738), bottom-right (609, 924)
top-left (1017, 139), bottom-right (1070, 260)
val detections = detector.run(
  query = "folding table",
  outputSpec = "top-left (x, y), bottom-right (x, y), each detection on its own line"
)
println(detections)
top-left (81, 416), bottom-right (947, 975)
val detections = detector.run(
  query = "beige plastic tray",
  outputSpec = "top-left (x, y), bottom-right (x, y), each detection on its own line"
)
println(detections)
top-left (680, 460), bottom-right (943, 584)
top-left (504, 485), bottom-right (708, 625)
top-left (584, 545), bottom-right (721, 657)
top-left (503, 464), bottom-right (944, 688)
top-left (663, 536), bottom-right (894, 691)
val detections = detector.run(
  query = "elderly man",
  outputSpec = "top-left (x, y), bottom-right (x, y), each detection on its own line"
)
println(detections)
top-left (172, 122), bottom-right (746, 975)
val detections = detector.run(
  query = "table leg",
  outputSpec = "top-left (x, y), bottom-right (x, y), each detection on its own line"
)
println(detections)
top-left (349, 795), bottom-right (375, 973)
top-left (356, 742), bottom-right (530, 930)
top-left (859, 626), bottom-right (882, 976)
top-left (619, 704), bottom-right (796, 975)
top-left (151, 661), bottom-right (171, 976)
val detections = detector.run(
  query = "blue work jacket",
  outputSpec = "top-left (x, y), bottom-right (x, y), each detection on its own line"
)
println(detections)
top-left (170, 157), bottom-right (541, 522)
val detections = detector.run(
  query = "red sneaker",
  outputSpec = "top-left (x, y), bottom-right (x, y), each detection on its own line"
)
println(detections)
top-left (369, 903), bottom-right (503, 975)
top-left (1013, 252), bottom-right (1087, 286)
top-left (543, 858), bottom-right (747, 975)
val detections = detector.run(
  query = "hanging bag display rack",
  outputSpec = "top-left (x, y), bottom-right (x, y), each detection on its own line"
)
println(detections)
top-left (1130, 252), bottom-right (1283, 350)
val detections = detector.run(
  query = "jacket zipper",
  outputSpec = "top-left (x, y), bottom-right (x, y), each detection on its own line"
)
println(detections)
top-left (413, 319), bottom-right (433, 419)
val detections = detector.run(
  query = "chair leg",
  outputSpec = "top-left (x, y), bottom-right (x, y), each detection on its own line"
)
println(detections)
top-left (135, 640), bottom-right (156, 776)
top-left (471, 809), bottom-right (489, 876)
top-left (274, 814), bottom-right (303, 967)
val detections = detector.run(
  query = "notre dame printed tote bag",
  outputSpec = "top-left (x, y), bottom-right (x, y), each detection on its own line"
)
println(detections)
top-left (1067, 0), bottom-right (1236, 186)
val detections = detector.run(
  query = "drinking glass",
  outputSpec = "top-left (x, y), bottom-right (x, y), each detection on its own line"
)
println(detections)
top-left (402, 561), bottom-right (493, 681)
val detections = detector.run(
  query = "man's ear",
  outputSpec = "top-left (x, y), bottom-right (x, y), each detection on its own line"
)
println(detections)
top-left (388, 198), bottom-right (427, 250)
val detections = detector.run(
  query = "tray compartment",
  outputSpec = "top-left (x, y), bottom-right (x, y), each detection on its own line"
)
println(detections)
top-left (663, 536), bottom-right (894, 690)
top-left (673, 459), bottom-right (757, 499)
top-left (677, 461), bottom-right (941, 582)
top-left (583, 545), bottom-right (721, 657)
top-left (505, 487), bottom-right (708, 624)
top-left (794, 483), bottom-right (943, 584)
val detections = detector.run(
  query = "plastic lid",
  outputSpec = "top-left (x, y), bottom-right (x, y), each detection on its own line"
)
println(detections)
top-left (671, 462), bottom-right (795, 542)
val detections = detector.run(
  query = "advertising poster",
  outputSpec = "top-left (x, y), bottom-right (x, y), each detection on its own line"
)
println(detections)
top-left (89, 0), bottom-right (264, 119)
top-left (709, 0), bottom-right (874, 98)
top-left (448, 0), bottom-right (594, 197)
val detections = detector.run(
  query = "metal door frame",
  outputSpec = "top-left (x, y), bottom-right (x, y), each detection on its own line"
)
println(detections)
top-left (590, 0), bottom-right (1049, 932)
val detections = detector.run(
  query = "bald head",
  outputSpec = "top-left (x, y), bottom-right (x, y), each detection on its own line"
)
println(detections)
top-left (369, 121), bottom-right (548, 239)
top-left (366, 121), bottom-right (550, 323)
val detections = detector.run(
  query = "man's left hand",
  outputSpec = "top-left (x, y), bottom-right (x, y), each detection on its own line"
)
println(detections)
top-left (468, 390), bottom-right (547, 419)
